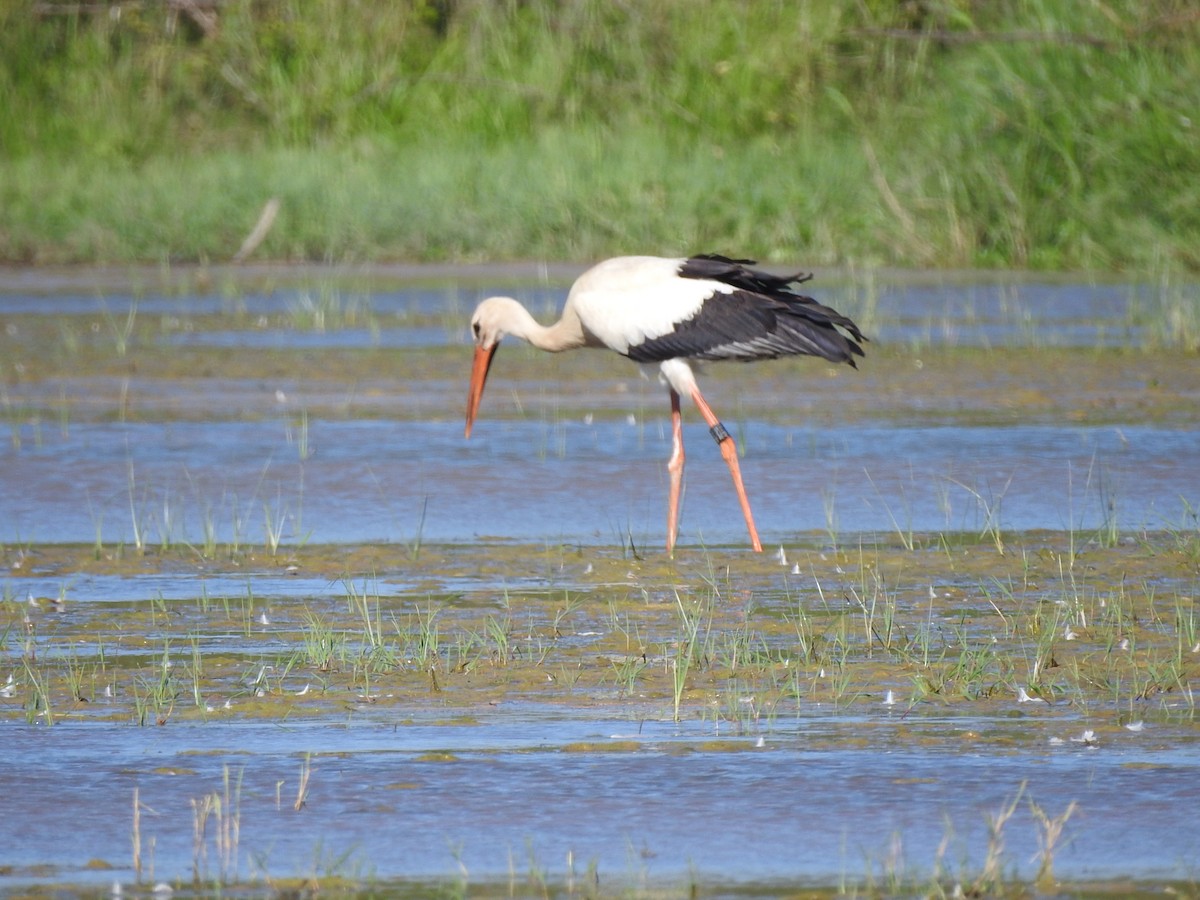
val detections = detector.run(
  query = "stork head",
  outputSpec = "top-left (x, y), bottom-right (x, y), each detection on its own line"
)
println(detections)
top-left (465, 297), bottom-right (516, 439)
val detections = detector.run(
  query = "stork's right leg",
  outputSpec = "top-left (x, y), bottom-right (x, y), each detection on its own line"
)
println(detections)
top-left (666, 389), bottom-right (685, 556)
top-left (689, 386), bottom-right (763, 553)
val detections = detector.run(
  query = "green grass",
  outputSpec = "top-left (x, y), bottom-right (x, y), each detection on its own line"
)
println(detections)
top-left (1, 0), bottom-right (1198, 270)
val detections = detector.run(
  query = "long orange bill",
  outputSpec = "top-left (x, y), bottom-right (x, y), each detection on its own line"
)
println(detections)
top-left (465, 343), bottom-right (498, 438)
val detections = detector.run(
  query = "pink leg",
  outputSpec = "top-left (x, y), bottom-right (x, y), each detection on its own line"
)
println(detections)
top-left (666, 389), bottom-right (685, 556)
top-left (689, 387), bottom-right (763, 553)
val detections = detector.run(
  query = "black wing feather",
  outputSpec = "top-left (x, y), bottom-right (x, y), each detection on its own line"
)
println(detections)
top-left (679, 253), bottom-right (813, 295)
top-left (626, 254), bottom-right (867, 366)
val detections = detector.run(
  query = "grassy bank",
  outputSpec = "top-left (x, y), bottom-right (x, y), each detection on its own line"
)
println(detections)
top-left (1, 0), bottom-right (1198, 269)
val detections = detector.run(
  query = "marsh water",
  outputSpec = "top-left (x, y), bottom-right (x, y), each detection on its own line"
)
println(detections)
top-left (1, 264), bottom-right (1198, 895)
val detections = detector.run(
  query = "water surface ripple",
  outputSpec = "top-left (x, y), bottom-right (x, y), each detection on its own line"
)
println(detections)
top-left (3, 420), bottom-right (1195, 547)
top-left (3, 717), bottom-right (1198, 888)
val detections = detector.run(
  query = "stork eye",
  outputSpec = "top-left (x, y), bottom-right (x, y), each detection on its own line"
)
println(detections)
top-left (472, 322), bottom-right (481, 338)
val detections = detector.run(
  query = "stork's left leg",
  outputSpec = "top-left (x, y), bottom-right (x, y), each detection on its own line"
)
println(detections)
top-left (665, 389), bottom-right (685, 556)
top-left (690, 387), bottom-right (763, 552)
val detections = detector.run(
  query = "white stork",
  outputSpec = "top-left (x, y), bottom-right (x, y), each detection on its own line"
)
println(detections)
top-left (465, 254), bottom-right (866, 554)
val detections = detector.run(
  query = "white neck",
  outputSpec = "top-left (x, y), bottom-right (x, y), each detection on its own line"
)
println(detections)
top-left (487, 297), bottom-right (587, 353)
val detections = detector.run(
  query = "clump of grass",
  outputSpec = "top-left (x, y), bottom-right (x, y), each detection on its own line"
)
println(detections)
top-left (132, 643), bottom-right (179, 726)
top-left (668, 590), bottom-right (716, 721)
top-left (189, 766), bottom-right (243, 885)
top-left (20, 657), bottom-right (53, 725)
top-left (286, 286), bottom-right (374, 333)
top-left (300, 613), bottom-right (344, 673)
top-left (99, 298), bottom-right (138, 358)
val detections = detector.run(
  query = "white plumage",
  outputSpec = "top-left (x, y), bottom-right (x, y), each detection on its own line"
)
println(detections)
top-left (465, 253), bottom-right (866, 554)
top-left (567, 256), bottom-right (733, 356)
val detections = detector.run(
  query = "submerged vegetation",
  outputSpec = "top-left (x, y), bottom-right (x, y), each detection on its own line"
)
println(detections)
top-left (1, 0), bottom-right (1198, 269)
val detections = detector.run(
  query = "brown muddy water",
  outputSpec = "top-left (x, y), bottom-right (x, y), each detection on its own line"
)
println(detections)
top-left (1, 265), bottom-right (1199, 897)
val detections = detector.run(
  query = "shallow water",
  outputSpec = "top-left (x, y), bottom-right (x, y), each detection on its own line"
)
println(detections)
top-left (1, 266), bottom-right (1198, 894)
top-left (0, 269), bottom-right (1160, 348)
top-left (2, 419), bottom-right (1196, 548)
top-left (4, 714), bottom-right (1199, 889)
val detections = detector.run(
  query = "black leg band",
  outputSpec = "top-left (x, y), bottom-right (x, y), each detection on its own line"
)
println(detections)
top-left (709, 422), bottom-right (730, 444)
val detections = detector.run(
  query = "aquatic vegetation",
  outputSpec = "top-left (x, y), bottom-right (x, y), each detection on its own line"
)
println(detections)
top-left (2, 533), bottom-right (1196, 729)
top-left (189, 765), bottom-right (244, 884)
top-left (1, 534), bottom-right (1197, 895)
top-left (99, 298), bottom-right (139, 359)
